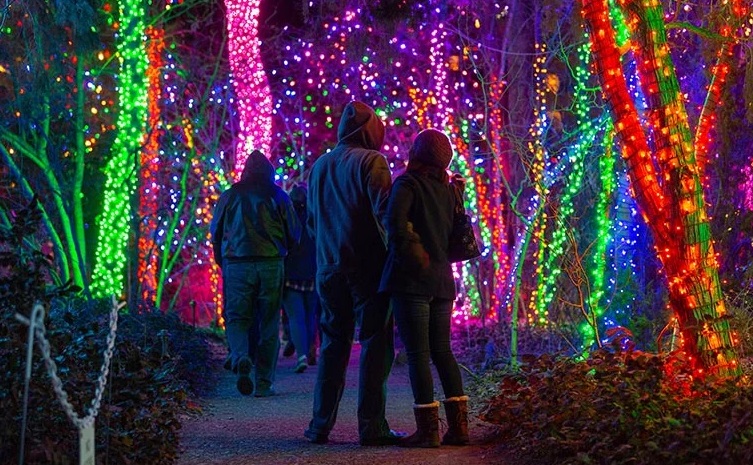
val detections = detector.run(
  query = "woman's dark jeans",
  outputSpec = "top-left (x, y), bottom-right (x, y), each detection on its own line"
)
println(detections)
top-left (392, 293), bottom-right (464, 405)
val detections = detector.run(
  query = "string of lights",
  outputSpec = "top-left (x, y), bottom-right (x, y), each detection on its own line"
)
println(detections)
top-left (583, 0), bottom-right (740, 377)
top-left (91, 0), bottom-right (149, 298)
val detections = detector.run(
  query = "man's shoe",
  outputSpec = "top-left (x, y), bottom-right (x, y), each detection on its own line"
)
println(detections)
top-left (283, 341), bottom-right (295, 357)
top-left (359, 429), bottom-right (408, 446)
top-left (294, 355), bottom-right (308, 373)
top-left (304, 428), bottom-right (328, 444)
top-left (254, 387), bottom-right (276, 398)
top-left (236, 357), bottom-right (253, 396)
top-left (307, 346), bottom-right (317, 365)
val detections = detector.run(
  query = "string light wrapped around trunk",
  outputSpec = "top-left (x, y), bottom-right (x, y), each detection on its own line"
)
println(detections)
top-left (582, 0), bottom-right (742, 378)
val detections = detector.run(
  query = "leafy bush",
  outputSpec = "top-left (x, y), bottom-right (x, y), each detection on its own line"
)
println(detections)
top-left (114, 307), bottom-right (223, 397)
top-left (452, 320), bottom-right (577, 371)
top-left (1, 199), bottom-right (219, 464)
top-left (476, 350), bottom-right (753, 465)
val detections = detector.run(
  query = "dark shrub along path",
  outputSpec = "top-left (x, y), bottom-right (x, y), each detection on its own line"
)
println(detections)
top-left (178, 343), bottom-right (509, 465)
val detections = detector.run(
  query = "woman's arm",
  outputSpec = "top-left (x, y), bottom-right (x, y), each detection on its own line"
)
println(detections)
top-left (386, 177), bottom-right (429, 270)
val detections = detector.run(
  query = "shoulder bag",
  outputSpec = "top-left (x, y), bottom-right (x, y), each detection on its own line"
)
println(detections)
top-left (447, 181), bottom-right (481, 263)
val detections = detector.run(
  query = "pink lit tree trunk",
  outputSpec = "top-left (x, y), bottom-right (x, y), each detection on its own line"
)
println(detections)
top-left (224, 0), bottom-right (273, 176)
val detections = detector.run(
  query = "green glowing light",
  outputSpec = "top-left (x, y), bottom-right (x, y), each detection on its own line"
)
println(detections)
top-left (91, 0), bottom-right (149, 298)
top-left (532, 42), bottom-right (608, 328)
top-left (582, 120), bottom-right (616, 350)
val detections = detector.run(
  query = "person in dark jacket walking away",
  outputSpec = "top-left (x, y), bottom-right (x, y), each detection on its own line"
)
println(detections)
top-left (282, 184), bottom-right (320, 373)
top-left (211, 150), bottom-right (301, 397)
top-left (379, 128), bottom-right (469, 448)
top-left (304, 101), bottom-right (404, 446)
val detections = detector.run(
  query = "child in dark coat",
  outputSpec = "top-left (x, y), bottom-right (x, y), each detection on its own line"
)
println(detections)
top-left (282, 184), bottom-right (319, 373)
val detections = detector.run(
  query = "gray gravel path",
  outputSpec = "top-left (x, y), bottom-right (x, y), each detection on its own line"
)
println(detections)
top-left (177, 343), bottom-right (510, 465)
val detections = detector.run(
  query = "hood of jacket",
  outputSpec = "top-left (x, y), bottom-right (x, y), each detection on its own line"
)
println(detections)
top-left (336, 101), bottom-right (385, 151)
top-left (240, 150), bottom-right (275, 185)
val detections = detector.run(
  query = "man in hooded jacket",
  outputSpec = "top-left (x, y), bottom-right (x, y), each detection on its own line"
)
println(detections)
top-left (304, 101), bottom-right (403, 446)
top-left (211, 150), bottom-right (301, 397)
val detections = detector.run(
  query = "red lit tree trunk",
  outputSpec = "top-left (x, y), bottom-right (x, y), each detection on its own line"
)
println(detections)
top-left (582, 0), bottom-right (741, 377)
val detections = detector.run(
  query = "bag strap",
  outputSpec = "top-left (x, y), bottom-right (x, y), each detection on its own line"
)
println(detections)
top-left (450, 182), bottom-right (465, 216)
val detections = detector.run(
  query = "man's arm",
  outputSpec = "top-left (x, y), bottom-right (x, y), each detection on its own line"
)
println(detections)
top-left (365, 153), bottom-right (393, 246)
top-left (209, 190), bottom-right (229, 267)
top-left (280, 191), bottom-right (302, 252)
top-left (306, 164), bottom-right (320, 239)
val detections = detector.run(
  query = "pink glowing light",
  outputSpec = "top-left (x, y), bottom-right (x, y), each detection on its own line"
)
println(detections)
top-left (225, 0), bottom-right (273, 178)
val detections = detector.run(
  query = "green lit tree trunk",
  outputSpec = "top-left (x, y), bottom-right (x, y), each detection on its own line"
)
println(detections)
top-left (72, 57), bottom-right (89, 291)
top-left (508, 208), bottom-right (541, 368)
top-left (91, 0), bottom-right (149, 299)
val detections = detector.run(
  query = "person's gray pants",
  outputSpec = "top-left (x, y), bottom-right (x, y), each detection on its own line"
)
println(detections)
top-left (307, 270), bottom-right (395, 441)
top-left (223, 259), bottom-right (284, 391)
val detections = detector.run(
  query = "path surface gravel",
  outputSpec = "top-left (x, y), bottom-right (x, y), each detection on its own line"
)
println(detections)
top-left (177, 343), bottom-right (511, 465)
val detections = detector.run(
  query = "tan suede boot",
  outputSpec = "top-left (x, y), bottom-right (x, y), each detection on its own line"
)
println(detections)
top-left (398, 401), bottom-right (440, 448)
top-left (441, 396), bottom-right (469, 445)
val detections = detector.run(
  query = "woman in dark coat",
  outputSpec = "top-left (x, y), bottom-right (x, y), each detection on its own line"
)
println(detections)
top-left (379, 128), bottom-right (469, 448)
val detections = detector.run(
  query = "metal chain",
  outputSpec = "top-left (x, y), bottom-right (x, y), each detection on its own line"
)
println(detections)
top-left (16, 297), bottom-right (122, 430)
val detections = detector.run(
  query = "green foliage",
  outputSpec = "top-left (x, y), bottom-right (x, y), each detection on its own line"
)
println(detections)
top-left (0, 197), bottom-right (75, 311)
top-left (477, 350), bottom-right (753, 465)
top-left (451, 320), bottom-right (581, 375)
top-left (0, 199), bottom-right (218, 464)
top-left (114, 308), bottom-right (223, 397)
top-left (727, 288), bottom-right (753, 360)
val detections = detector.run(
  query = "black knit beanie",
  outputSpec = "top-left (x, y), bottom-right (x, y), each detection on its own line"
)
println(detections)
top-left (408, 128), bottom-right (453, 169)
